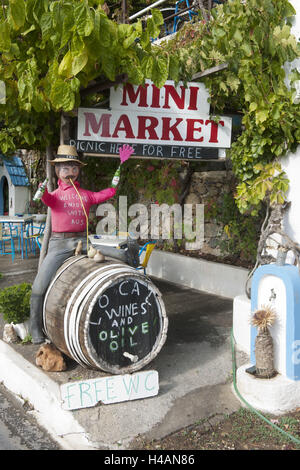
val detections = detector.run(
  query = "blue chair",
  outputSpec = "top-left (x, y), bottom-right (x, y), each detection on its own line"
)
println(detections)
top-left (0, 222), bottom-right (17, 262)
top-left (136, 241), bottom-right (157, 275)
top-left (23, 222), bottom-right (45, 257)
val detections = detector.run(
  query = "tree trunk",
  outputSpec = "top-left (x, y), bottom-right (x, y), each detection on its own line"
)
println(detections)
top-left (122, 0), bottom-right (127, 23)
top-left (38, 145), bottom-right (53, 269)
top-left (255, 327), bottom-right (275, 378)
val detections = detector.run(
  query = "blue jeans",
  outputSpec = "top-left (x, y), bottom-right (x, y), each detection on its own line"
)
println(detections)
top-left (30, 236), bottom-right (87, 344)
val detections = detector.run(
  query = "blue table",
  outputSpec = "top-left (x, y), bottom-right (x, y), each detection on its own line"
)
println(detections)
top-left (0, 215), bottom-right (34, 260)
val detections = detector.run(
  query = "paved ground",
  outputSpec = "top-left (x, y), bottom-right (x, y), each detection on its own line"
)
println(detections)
top-left (0, 382), bottom-right (60, 450)
top-left (0, 252), bottom-right (248, 450)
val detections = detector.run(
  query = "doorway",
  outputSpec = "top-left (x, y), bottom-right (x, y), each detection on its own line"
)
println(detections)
top-left (0, 175), bottom-right (9, 215)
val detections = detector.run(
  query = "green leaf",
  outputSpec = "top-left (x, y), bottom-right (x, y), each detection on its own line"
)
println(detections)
top-left (60, 12), bottom-right (74, 49)
top-left (9, 0), bottom-right (26, 30)
top-left (0, 22), bottom-right (11, 52)
top-left (71, 33), bottom-right (85, 56)
top-left (226, 74), bottom-right (240, 92)
top-left (70, 77), bottom-right (80, 93)
top-left (40, 12), bottom-right (52, 40)
top-left (25, 0), bottom-right (36, 22)
top-left (32, 91), bottom-right (48, 112)
top-left (74, 2), bottom-right (94, 37)
top-left (58, 50), bottom-right (73, 78)
top-left (168, 55), bottom-right (180, 83)
top-left (101, 50), bottom-right (116, 81)
top-left (152, 55), bottom-right (169, 88)
top-left (71, 49), bottom-right (88, 77)
top-left (146, 9), bottom-right (163, 39)
top-left (256, 109), bottom-right (268, 124)
top-left (240, 42), bottom-right (252, 57)
top-left (50, 78), bottom-right (75, 111)
top-left (141, 55), bottom-right (154, 78)
top-left (249, 102), bottom-right (257, 112)
top-left (23, 128), bottom-right (35, 145)
top-left (123, 29), bottom-right (139, 49)
top-left (151, 9), bottom-right (164, 28)
top-left (233, 29), bottom-right (243, 42)
top-left (58, 48), bottom-right (88, 78)
top-left (32, 0), bottom-right (47, 24)
top-left (99, 14), bottom-right (113, 47)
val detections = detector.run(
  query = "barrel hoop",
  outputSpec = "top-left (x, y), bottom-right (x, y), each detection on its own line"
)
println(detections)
top-left (43, 255), bottom-right (86, 337)
top-left (63, 263), bottom-right (127, 367)
top-left (64, 264), bottom-right (132, 367)
top-left (67, 266), bottom-right (134, 368)
top-left (83, 273), bottom-right (168, 373)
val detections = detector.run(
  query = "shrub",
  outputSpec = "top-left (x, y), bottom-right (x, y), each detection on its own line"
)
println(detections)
top-left (0, 283), bottom-right (32, 324)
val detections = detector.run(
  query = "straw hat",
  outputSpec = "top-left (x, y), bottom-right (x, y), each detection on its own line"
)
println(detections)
top-left (49, 145), bottom-right (87, 166)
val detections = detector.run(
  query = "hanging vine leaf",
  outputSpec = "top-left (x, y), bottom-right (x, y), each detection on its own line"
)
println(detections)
top-left (0, 1), bottom-right (169, 153)
top-left (0, 0), bottom-right (299, 220)
top-left (9, 0), bottom-right (26, 30)
top-left (163, 0), bottom-right (299, 214)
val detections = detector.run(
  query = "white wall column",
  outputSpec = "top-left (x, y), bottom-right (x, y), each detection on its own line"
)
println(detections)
top-left (281, 0), bottom-right (300, 258)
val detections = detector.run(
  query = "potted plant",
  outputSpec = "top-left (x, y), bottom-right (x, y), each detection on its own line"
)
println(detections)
top-left (0, 283), bottom-right (32, 341)
top-left (251, 304), bottom-right (276, 378)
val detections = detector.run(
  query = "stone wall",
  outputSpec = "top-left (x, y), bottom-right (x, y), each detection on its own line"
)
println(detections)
top-left (126, 167), bottom-right (235, 258)
top-left (184, 169), bottom-right (235, 257)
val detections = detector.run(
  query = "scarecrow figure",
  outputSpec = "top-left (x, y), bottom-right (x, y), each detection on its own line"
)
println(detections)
top-left (30, 144), bottom-right (134, 344)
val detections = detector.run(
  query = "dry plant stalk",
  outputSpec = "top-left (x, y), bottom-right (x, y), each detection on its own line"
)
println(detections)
top-left (251, 304), bottom-right (276, 331)
top-left (251, 304), bottom-right (277, 378)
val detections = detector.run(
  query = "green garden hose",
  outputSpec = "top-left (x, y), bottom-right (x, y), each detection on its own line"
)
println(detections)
top-left (231, 328), bottom-right (300, 447)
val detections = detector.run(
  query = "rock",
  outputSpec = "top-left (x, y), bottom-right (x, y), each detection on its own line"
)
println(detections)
top-left (35, 343), bottom-right (67, 372)
top-left (87, 245), bottom-right (97, 258)
top-left (185, 193), bottom-right (200, 205)
top-left (75, 240), bottom-right (82, 256)
top-left (94, 250), bottom-right (105, 262)
top-left (3, 324), bottom-right (18, 343)
top-left (13, 320), bottom-right (30, 341)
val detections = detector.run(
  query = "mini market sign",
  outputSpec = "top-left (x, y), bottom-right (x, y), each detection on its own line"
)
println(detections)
top-left (73, 79), bottom-right (232, 160)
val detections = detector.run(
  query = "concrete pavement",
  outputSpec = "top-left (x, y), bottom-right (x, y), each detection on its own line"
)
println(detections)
top-left (0, 252), bottom-right (248, 450)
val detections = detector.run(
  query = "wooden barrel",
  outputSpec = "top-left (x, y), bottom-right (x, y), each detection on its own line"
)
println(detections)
top-left (43, 255), bottom-right (168, 374)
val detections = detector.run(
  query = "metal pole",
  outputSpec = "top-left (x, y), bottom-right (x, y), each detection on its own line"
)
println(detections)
top-left (129, 0), bottom-right (170, 21)
top-left (163, 5), bottom-right (195, 23)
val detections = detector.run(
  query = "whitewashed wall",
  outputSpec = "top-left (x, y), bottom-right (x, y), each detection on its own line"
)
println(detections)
top-left (282, 0), bottom-right (300, 261)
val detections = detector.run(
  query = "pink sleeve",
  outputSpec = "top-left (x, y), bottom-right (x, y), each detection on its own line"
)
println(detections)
top-left (41, 189), bottom-right (57, 208)
top-left (87, 187), bottom-right (116, 205)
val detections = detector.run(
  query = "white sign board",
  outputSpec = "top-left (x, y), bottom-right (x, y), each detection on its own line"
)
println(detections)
top-left (78, 108), bottom-right (232, 148)
top-left (75, 79), bottom-right (232, 158)
top-left (60, 370), bottom-right (159, 411)
top-left (109, 79), bottom-right (210, 115)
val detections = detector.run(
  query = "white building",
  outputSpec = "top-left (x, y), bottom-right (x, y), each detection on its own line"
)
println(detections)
top-left (0, 155), bottom-right (31, 217)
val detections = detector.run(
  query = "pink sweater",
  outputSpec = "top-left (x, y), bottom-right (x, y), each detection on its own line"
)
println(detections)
top-left (41, 179), bottom-right (116, 232)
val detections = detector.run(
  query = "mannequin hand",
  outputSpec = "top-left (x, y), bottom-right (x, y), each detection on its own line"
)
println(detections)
top-left (119, 144), bottom-right (134, 164)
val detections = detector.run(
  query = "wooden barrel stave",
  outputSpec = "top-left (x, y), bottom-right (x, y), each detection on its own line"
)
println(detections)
top-left (67, 264), bottom-right (131, 369)
top-left (45, 258), bottom-right (127, 366)
top-left (43, 256), bottom-right (168, 374)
